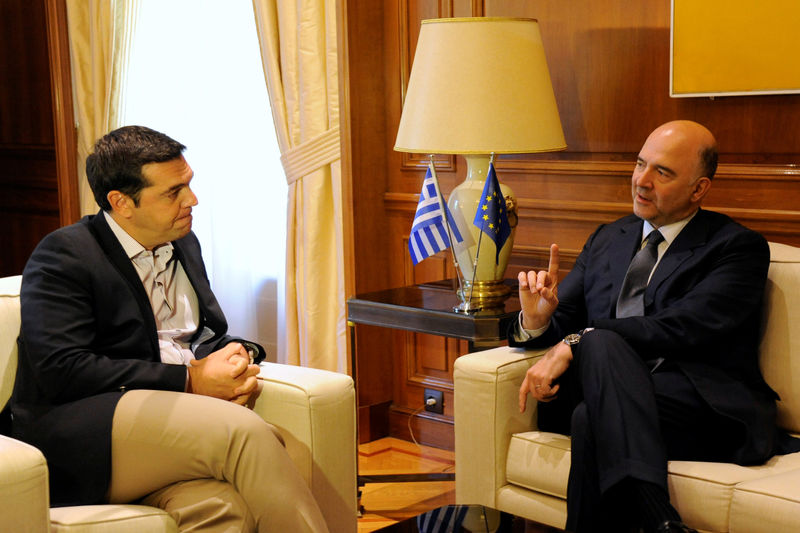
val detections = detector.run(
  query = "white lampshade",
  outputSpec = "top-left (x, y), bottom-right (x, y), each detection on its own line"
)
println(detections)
top-left (394, 17), bottom-right (566, 155)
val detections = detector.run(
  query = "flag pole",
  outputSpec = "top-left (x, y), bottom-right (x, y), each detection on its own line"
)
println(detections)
top-left (427, 155), bottom-right (466, 304)
top-left (466, 152), bottom-right (496, 312)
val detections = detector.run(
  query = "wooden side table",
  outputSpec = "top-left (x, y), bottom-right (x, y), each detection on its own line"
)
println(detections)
top-left (346, 279), bottom-right (521, 488)
top-left (347, 279), bottom-right (521, 353)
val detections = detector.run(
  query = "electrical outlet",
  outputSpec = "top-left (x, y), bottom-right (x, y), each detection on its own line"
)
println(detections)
top-left (424, 388), bottom-right (444, 414)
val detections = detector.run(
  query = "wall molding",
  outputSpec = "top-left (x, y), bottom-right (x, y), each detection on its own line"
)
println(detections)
top-left (386, 192), bottom-right (800, 222)
top-left (400, 152), bottom-right (456, 171)
top-left (386, 191), bottom-right (800, 245)
top-left (495, 159), bottom-right (800, 180)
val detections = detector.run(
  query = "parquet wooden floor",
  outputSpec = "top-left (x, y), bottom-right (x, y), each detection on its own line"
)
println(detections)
top-left (355, 437), bottom-right (562, 533)
top-left (357, 437), bottom-right (456, 532)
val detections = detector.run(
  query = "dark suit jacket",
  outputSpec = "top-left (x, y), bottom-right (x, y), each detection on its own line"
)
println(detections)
top-left (510, 209), bottom-right (778, 464)
top-left (10, 211), bottom-right (264, 505)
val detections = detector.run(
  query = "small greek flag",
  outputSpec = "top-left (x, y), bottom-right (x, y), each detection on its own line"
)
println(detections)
top-left (408, 166), bottom-right (463, 265)
top-left (416, 504), bottom-right (469, 532)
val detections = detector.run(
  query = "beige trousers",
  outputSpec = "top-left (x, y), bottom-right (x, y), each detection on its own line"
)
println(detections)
top-left (107, 390), bottom-right (329, 533)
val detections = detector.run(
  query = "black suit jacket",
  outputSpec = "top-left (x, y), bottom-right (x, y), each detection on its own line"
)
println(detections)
top-left (510, 209), bottom-right (778, 464)
top-left (10, 212), bottom-right (264, 505)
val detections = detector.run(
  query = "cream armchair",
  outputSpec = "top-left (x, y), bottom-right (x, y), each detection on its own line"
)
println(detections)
top-left (0, 275), bottom-right (357, 533)
top-left (454, 242), bottom-right (800, 533)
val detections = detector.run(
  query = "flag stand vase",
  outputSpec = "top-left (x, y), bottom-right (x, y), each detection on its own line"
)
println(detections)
top-left (456, 280), bottom-right (512, 311)
top-left (447, 155), bottom-right (517, 312)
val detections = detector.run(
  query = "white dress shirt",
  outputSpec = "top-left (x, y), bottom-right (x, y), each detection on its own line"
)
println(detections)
top-left (104, 211), bottom-right (209, 365)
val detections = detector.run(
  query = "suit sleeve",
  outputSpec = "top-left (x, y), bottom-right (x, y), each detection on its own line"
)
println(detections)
top-left (175, 233), bottom-right (267, 364)
top-left (507, 227), bottom-right (599, 348)
top-left (19, 230), bottom-right (186, 404)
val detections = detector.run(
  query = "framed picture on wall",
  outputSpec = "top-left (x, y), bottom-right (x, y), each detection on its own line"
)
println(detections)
top-left (670, 0), bottom-right (800, 97)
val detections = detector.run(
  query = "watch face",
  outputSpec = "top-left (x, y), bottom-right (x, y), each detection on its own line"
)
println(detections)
top-left (564, 333), bottom-right (581, 345)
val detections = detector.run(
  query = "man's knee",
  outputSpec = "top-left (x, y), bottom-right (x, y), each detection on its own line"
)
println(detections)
top-left (578, 328), bottom-right (627, 352)
top-left (141, 479), bottom-right (256, 533)
top-left (574, 328), bottom-right (642, 373)
top-left (226, 404), bottom-right (285, 448)
top-left (570, 402), bottom-right (590, 443)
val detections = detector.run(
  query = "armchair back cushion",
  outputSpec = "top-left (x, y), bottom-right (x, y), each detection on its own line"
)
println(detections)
top-left (0, 275), bottom-right (21, 412)
top-left (759, 242), bottom-right (800, 434)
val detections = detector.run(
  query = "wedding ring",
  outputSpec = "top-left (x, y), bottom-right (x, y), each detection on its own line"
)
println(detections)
top-left (534, 384), bottom-right (541, 389)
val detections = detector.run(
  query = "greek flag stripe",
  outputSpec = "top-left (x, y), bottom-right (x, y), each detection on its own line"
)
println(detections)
top-left (407, 166), bottom-right (463, 265)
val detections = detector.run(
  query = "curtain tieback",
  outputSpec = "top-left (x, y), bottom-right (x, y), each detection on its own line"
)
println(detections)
top-left (280, 126), bottom-right (340, 185)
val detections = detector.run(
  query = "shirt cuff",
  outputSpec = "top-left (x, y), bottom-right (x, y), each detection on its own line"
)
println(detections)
top-left (513, 312), bottom-right (550, 342)
top-left (241, 341), bottom-right (258, 364)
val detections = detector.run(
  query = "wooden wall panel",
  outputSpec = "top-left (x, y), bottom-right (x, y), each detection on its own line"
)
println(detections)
top-left (0, 0), bottom-right (62, 277)
top-left (0, 0), bottom-right (55, 146)
top-left (343, 0), bottom-right (800, 447)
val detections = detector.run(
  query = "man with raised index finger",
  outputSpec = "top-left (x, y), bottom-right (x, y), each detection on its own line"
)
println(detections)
top-left (510, 120), bottom-right (786, 533)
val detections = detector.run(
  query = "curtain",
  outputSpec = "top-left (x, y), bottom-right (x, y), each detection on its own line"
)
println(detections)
top-left (252, 0), bottom-right (347, 373)
top-left (66, 0), bottom-right (139, 216)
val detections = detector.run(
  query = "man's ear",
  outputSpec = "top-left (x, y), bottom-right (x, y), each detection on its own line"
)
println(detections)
top-left (691, 176), bottom-right (712, 203)
top-left (107, 191), bottom-right (133, 218)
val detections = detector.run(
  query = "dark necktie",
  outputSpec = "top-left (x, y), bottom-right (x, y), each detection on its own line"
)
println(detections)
top-left (616, 229), bottom-right (664, 318)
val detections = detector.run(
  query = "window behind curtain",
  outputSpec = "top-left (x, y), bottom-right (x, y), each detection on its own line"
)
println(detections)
top-left (122, 0), bottom-right (285, 360)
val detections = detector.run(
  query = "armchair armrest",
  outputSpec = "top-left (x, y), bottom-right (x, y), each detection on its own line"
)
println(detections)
top-left (0, 434), bottom-right (50, 533)
top-left (253, 362), bottom-right (357, 533)
top-left (454, 346), bottom-right (547, 508)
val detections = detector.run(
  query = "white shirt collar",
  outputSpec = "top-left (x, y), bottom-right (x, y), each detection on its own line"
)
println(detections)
top-left (641, 210), bottom-right (698, 246)
top-left (103, 211), bottom-right (173, 259)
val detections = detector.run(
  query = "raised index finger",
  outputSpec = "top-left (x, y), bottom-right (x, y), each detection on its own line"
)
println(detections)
top-left (548, 244), bottom-right (560, 279)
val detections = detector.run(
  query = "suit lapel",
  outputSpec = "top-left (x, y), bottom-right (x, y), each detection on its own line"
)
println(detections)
top-left (88, 212), bottom-right (160, 355)
top-left (608, 217), bottom-right (644, 315)
top-left (644, 210), bottom-right (711, 307)
top-left (172, 237), bottom-right (216, 332)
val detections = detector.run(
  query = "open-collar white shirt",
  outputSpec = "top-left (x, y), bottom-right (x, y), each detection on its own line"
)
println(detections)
top-left (104, 211), bottom-right (203, 365)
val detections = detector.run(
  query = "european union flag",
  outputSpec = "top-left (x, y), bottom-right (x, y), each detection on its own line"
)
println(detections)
top-left (472, 163), bottom-right (511, 263)
top-left (408, 167), bottom-right (464, 265)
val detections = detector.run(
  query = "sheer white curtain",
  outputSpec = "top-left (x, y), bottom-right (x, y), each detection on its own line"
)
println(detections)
top-left (122, 0), bottom-right (285, 359)
top-left (252, 0), bottom-right (347, 372)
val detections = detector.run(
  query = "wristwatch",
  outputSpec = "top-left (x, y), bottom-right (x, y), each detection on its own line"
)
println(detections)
top-left (563, 327), bottom-right (594, 346)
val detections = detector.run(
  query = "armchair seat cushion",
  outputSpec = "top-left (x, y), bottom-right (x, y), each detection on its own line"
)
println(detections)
top-left (50, 505), bottom-right (177, 533)
top-left (506, 431), bottom-right (571, 499)
top-left (668, 452), bottom-right (800, 532)
top-left (729, 469), bottom-right (800, 533)
top-left (504, 429), bottom-right (800, 533)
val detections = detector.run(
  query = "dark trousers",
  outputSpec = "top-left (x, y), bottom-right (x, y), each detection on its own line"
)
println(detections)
top-left (537, 329), bottom-right (741, 532)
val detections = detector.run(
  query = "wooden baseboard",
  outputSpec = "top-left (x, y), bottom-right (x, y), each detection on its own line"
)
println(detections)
top-left (388, 406), bottom-right (454, 450)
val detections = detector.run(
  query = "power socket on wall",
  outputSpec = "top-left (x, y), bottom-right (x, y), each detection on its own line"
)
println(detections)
top-left (424, 388), bottom-right (444, 414)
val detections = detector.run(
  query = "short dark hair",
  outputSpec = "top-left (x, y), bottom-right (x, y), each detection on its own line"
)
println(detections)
top-left (86, 125), bottom-right (186, 211)
top-left (699, 143), bottom-right (718, 180)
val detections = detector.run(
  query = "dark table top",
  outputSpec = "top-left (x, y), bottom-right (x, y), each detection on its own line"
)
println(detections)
top-left (347, 279), bottom-right (521, 346)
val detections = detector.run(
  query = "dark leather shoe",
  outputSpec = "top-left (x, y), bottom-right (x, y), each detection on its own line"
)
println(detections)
top-left (655, 520), bottom-right (698, 533)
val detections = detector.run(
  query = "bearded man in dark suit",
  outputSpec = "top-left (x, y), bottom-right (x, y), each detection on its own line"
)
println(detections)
top-left (511, 120), bottom-right (780, 533)
top-left (10, 126), bottom-right (328, 533)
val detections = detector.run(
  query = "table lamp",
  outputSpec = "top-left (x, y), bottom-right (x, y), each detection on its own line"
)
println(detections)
top-left (395, 17), bottom-right (566, 310)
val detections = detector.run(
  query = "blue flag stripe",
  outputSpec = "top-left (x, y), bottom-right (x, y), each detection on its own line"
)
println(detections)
top-left (416, 505), bottom-right (471, 532)
top-left (408, 166), bottom-right (463, 265)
